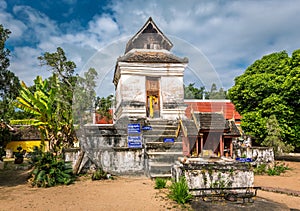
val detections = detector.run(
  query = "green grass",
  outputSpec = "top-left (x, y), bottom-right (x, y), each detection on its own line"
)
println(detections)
top-left (154, 178), bottom-right (167, 189)
top-left (168, 177), bottom-right (193, 204)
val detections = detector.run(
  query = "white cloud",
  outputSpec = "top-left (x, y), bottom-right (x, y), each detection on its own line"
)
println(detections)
top-left (108, 0), bottom-right (300, 90)
top-left (10, 46), bottom-right (51, 85)
top-left (0, 4), bottom-right (27, 39)
top-left (13, 5), bottom-right (59, 43)
top-left (88, 15), bottom-right (119, 39)
top-left (3, 0), bottom-right (300, 94)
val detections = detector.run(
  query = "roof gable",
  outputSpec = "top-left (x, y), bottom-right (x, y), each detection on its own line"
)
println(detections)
top-left (195, 112), bottom-right (229, 131)
top-left (125, 17), bottom-right (173, 53)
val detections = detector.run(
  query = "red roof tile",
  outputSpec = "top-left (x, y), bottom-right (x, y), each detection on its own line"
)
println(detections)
top-left (184, 100), bottom-right (242, 120)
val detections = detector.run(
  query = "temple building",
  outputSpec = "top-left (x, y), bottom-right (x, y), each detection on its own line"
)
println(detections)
top-left (113, 17), bottom-right (188, 120)
top-left (81, 17), bottom-right (242, 177)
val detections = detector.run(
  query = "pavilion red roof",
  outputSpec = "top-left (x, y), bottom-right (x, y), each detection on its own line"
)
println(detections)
top-left (184, 100), bottom-right (242, 120)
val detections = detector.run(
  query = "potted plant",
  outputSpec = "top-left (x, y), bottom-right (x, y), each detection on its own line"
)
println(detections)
top-left (14, 146), bottom-right (25, 164)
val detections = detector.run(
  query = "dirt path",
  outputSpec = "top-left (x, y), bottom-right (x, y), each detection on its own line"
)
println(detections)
top-left (254, 161), bottom-right (300, 210)
top-left (0, 161), bottom-right (300, 210)
top-left (0, 174), bottom-right (178, 211)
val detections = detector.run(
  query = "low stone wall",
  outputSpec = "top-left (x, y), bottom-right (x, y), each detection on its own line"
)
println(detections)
top-left (234, 147), bottom-right (274, 166)
top-left (77, 124), bottom-right (145, 175)
top-left (64, 147), bottom-right (81, 169)
top-left (172, 158), bottom-right (254, 195)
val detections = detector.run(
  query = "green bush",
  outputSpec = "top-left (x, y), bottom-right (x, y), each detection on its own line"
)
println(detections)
top-left (253, 162), bottom-right (290, 176)
top-left (154, 178), bottom-right (167, 189)
top-left (29, 147), bottom-right (75, 187)
top-left (169, 177), bottom-right (193, 204)
top-left (253, 163), bottom-right (267, 175)
top-left (91, 168), bottom-right (108, 180)
top-left (267, 162), bottom-right (290, 176)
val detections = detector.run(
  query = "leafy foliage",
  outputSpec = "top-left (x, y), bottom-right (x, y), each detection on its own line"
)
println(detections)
top-left (91, 168), bottom-right (109, 180)
top-left (0, 25), bottom-right (21, 122)
top-left (184, 83), bottom-right (205, 99)
top-left (154, 178), bottom-right (167, 189)
top-left (29, 146), bottom-right (75, 187)
top-left (168, 177), bottom-right (193, 204)
top-left (262, 115), bottom-right (294, 155)
top-left (184, 83), bottom-right (227, 99)
top-left (207, 83), bottom-right (227, 99)
top-left (95, 94), bottom-right (113, 120)
top-left (228, 50), bottom-right (300, 149)
top-left (253, 162), bottom-right (290, 176)
top-left (11, 75), bottom-right (74, 153)
top-left (73, 68), bottom-right (98, 125)
top-left (267, 162), bottom-right (290, 176)
top-left (38, 47), bottom-right (78, 151)
top-left (0, 121), bottom-right (12, 159)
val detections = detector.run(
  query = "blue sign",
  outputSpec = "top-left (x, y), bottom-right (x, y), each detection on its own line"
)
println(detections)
top-left (236, 157), bottom-right (253, 162)
top-left (163, 138), bottom-right (175, 143)
top-left (128, 124), bottom-right (141, 134)
top-left (128, 136), bottom-right (142, 148)
top-left (142, 126), bottom-right (152, 130)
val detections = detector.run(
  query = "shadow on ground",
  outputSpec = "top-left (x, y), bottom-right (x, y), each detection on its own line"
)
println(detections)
top-left (191, 197), bottom-right (291, 211)
top-left (0, 166), bottom-right (31, 187)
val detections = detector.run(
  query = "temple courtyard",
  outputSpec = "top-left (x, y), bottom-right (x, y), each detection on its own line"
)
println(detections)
top-left (0, 161), bottom-right (299, 210)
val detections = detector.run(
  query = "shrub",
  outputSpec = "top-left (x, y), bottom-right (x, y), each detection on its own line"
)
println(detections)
top-left (91, 168), bottom-right (109, 180)
top-left (154, 178), bottom-right (167, 189)
top-left (168, 177), bottom-right (193, 204)
top-left (267, 162), bottom-right (290, 176)
top-left (29, 147), bottom-right (75, 187)
top-left (253, 162), bottom-right (290, 176)
top-left (253, 163), bottom-right (267, 175)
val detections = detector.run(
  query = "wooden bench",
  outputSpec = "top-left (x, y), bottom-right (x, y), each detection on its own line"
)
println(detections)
top-left (189, 187), bottom-right (261, 203)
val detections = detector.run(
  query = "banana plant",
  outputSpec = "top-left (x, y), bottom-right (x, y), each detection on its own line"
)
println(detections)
top-left (11, 75), bottom-right (74, 153)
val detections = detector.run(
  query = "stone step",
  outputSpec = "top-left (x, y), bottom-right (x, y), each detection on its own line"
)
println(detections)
top-left (143, 131), bottom-right (177, 136)
top-left (147, 151), bottom-right (183, 156)
top-left (143, 136), bottom-right (179, 143)
top-left (146, 144), bottom-right (182, 152)
top-left (143, 134), bottom-right (177, 139)
top-left (146, 142), bottom-right (182, 147)
top-left (144, 124), bottom-right (178, 128)
top-left (148, 162), bottom-right (173, 167)
top-left (150, 173), bottom-right (172, 178)
top-left (149, 166), bottom-right (172, 175)
top-left (147, 120), bottom-right (178, 125)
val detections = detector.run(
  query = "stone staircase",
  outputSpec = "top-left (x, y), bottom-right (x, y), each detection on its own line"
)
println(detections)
top-left (143, 119), bottom-right (183, 178)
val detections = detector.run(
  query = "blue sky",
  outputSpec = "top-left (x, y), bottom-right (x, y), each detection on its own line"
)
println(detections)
top-left (1, 0), bottom-right (300, 97)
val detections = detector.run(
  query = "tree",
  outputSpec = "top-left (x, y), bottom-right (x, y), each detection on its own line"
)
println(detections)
top-left (207, 83), bottom-right (227, 99)
top-left (262, 115), bottom-right (294, 156)
top-left (73, 68), bottom-right (98, 125)
top-left (37, 47), bottom-right (78, 151)
top-left (184, 83), bottom-right (205, 99)
top-left (0, 121), bottom-right (12, 159)
top-left (11, 47), bottom-right (81, 153)
top-left (0, 25), bottom-right (21, 122)
top-left (228, 50), bottom-right (300, 150)
top-left (95, 94), bottom-right (114, 120)
top-left (11, 76), bottom-right (75, 153)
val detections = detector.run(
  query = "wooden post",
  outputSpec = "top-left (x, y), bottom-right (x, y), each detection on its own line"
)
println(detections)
top-left (200, 136), bottom-right (203, 157)
top-left (73, 151), bottom-right (85, 175)
top-left (219, 135), bottom-right (223, 157)
top-left (230, 139), bottom-right (233, 157)
top-left (196, 138), bottom-right (199, 156)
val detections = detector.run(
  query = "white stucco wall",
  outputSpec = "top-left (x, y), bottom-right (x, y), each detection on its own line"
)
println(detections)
top-left (120, 75), bottom-right (145, 102)
top-left (161, 76), bottom-right (184, 104)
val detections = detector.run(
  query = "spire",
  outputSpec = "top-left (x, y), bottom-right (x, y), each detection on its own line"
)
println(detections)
top-left (125, 17), bottom-right (173, 53)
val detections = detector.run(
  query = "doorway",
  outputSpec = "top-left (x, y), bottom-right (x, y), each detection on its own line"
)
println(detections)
top-left (146, 77), bottom-right (160, 118)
